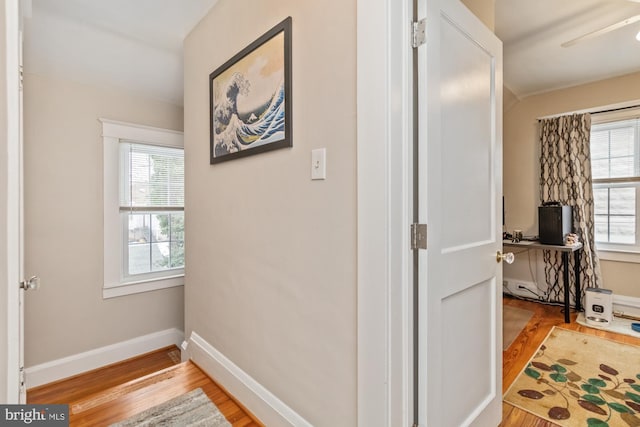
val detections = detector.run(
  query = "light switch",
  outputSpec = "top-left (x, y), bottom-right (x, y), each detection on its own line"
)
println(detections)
top-left (311, 148), bottom-right (326, 180)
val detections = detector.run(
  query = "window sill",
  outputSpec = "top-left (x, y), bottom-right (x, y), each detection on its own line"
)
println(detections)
top-left (103, 275), bottom-right (184, 299)
top-left (597, 249), bottom-right (640, 264)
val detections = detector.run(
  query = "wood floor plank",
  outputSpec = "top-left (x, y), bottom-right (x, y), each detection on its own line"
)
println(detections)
top-left (71, 363), bottom-right (188, 414)
top-left (27, 346), bottom-right (181, 405)
top-left (27, 346), bottom-right (262, 427)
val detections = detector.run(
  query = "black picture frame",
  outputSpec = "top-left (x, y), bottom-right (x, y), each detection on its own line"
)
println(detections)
top-left (209, 17), bottom-right (292, 164)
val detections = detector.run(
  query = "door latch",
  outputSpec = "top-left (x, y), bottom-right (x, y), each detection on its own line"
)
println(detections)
top-left (20, 276), bottom-right (40, 291)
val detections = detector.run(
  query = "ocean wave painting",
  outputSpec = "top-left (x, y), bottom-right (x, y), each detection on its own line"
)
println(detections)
top-left (209, 17), bottom-right (292, 164)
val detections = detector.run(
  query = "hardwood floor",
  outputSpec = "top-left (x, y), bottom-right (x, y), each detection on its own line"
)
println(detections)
top-left (27, 346), bottom-right (262, 427)
top-left (500, 296), bottom-right (640, 427)
top-left (27, 299), bottom-right (639, 426)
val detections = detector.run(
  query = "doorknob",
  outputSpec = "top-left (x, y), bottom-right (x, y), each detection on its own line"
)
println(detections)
top-left (20, 276), bottom-right (40, 291)
top-left (496, 251), bottom-right (515, 264)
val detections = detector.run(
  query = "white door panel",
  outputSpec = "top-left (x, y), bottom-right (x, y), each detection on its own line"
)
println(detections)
top-left (440, 14), bottom-right (494, 250)
top-left (441, 279), bottom-right (497, 427)
top-left (418, 0), bottom-right (503, 425)
top-left (3, 0), bottom-right (23, 404)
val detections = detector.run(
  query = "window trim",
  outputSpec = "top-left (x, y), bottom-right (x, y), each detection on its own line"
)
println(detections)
top-left (597, 248), bottom-right (640, 264)
top-left (101, 119), bottom-right (184, 298)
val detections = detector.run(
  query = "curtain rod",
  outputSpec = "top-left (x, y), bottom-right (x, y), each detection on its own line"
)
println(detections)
top-left (591, 104), bottom-right (640, 115)
top-left (537, 103), bottom-right (640, 121)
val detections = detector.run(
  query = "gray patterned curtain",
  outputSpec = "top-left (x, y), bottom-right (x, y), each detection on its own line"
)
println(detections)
top-left (539, 113), bottom-right (602, 305)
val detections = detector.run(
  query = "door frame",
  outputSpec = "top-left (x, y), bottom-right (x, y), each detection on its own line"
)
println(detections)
top-left (2, 0), bottom-right (21, 404)
top-left (356, 0), bottom-right (414, 425)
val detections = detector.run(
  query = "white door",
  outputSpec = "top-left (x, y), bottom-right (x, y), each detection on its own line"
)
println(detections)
top-left (17, 24), bottom-right (27, 404)
top-left (3, 0), bottom-right (24, 404)
top-left (417, 0), bottom-right (503, 425)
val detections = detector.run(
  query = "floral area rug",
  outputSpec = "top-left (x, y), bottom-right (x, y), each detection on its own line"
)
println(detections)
top-left (504, 327), bottom-right (640, 427)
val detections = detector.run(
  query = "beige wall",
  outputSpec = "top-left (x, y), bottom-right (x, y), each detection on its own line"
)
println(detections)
top-left (184, 0), bottom-right (356, 425)
top-left (0, 2), bottom-right (9, 402)
top-left (503, 71), bottom-right (640, 298)
top-left (23, 73), bottom-right (185, 367)
top-left (504, 86), bottom-right (519, 113)
top-left (462, 0), bottom-right (495, 31)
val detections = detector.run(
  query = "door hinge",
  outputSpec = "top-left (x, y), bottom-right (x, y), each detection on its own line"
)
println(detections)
top-left (411, 223), bottom-right (427, 250)
top-left (19, 65), bottom-right (23, 90)
top-left (19, 366), bottom-right (25, 388)
top-left (412, 19), bottom-right (427, 48)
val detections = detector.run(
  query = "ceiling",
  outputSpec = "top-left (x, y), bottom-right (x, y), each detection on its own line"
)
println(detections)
top-left (23, 0), bottom-right (219, 106)
top-left (496, 0), bottom-right (640, 98)
top-left (22, 0), bottom-right (640, 105)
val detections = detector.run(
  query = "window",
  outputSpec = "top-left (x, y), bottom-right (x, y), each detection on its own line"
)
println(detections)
top-left (591, 112), bottom-right (640, 257)
top-left (120, 143), bottom-right (184, 278)
top-left (102, 119), bottom-right (184, 298)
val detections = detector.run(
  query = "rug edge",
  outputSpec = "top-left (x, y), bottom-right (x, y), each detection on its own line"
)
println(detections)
top-left (502, 326), bottom-right (574, 427)
top-left (503, 325), bottom-right (558, 399)
top-left (503, 400), bottom-right (566, 427)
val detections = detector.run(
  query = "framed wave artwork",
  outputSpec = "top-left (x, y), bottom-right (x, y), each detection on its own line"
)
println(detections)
top-left (209, 17), bottom-right (292, 164)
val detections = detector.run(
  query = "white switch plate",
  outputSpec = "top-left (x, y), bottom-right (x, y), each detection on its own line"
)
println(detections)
top-left (311, 148), bottom-right (326, 180)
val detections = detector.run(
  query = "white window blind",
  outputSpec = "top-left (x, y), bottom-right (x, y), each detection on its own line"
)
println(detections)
top-left (591, 119), bottom-right (640, 181)
top-left (120, 142), bottom-right (184, 210)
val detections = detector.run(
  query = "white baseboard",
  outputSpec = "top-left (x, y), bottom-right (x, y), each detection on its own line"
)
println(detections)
top-left (613, 294), bottom-right (640, 318)
top-left (25, 328), bottom-right (184, 389)
top-left (188, 331), bottom-right (312, 427)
